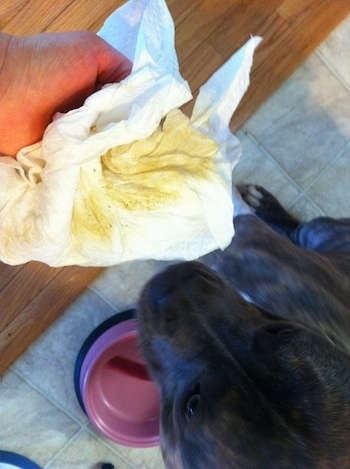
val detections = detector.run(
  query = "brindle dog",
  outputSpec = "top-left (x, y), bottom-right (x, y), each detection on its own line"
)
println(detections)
top-left (137, 184), bottom-right (350, 469)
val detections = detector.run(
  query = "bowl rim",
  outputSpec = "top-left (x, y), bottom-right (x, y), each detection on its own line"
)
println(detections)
top-left (74, 309), bottom-right (135, 412)
top-left (0, 451), bottom-right (41, 469)
top-left (74, 309), bottom-right (160, 447)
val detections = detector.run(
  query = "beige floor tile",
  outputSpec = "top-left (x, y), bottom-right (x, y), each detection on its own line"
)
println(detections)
top-left (305, 146), bottom-right (350, 218)
top-left (288, 195), bottom-right (324, 222)
top-left (46, 430), bottom-right (132, 469)
top-left (111, 444), bottom-right (165, 469)
top-left (88, 424), bottom-right (165, 469)
top-left (0, 371), bottom-right (80, 467)
top-left (90, 259), bottom-right (170, 309)
top-left (13, 289), bottom-right (119, 424)
top-left (233, 131), bottom-right (300, 209)
top-left (244, 54), bottom-right (350, 189)
top-left (317, 15), bottom-right (350, 90)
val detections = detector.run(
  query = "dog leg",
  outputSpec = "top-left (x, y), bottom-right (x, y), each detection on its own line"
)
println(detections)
top-left (238, 184), bottom-right (300, 237)
top-left (292, 217), bottom-right (350, 253)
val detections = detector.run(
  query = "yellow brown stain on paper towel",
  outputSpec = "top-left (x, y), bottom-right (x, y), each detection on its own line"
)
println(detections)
top-left (72, 109), bottom-right (219, 242)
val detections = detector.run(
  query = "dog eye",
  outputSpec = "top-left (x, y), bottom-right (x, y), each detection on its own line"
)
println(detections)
top-left (277, 329), bottom-right (293, 337)
top-left (186, 394), bottom-right (201, 418)
top-left (263, 324), bottom-right (294, 338)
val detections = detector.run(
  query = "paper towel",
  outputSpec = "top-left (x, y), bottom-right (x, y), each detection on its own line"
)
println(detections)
top-left (0, 0), bottom-right (261, 266)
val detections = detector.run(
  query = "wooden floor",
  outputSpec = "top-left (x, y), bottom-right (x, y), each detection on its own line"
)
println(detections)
top-left (1, 0), bottom-right (349, 373)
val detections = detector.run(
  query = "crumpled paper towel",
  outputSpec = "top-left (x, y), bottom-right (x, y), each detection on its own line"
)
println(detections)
top-left (0, 0), bottom-right (261, 267)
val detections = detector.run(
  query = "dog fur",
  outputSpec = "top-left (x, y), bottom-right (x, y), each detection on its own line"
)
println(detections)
top-left (137, 185), bottom-right (350, 468)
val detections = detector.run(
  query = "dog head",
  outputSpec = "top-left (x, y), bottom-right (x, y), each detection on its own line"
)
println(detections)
top-left (137, 261), bottom-right (350, 468)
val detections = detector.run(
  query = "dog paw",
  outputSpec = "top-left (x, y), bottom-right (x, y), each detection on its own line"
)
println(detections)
top-left (238, 184), bottom-right (265, 209)
top-left (232, 183), bottom-right (254, 217)
top-left (238, 184), bottom-right (300, 235)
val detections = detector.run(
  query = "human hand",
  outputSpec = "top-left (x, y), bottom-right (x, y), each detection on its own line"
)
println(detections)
top-left (0, 31), bottom-right (132, 156)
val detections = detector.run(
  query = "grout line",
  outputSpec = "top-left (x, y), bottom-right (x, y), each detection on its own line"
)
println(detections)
top-left (240, 128), bottom-right (350, 216)
top-left (299, 141), bottom-right (350, 195)
top-left (9, 369), bottom-right (137, 468)
top-left (288, 192), bottom-right (326, 218)
top-left (11, 367), bottom-right (87, 428)
top-left (87, 285), bottom-right (120, 312)
top-left (315, 49), bottom-right (350, 95)
top-left (43, 420), bottom-right (128, 469)
top-left (84, 425), bottom-right (136, 469)
top-left (240, 128), bottom-right (305, 207)
top-left (42, 0), bottom-right (76, 33)
top-left (239, 125), bottom-right (327, 218)
top-left (88, 284), bottom-right (136, 314)
top-left (43, 427), bottom-right (85, 468)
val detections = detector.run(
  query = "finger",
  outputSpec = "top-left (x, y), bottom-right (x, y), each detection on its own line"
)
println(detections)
top-left (98, 51), bottom-right (132, 83)
top-left (101, 51), bottom-right (132, 82)
top-left (92, 36), bottom-right (132, 84)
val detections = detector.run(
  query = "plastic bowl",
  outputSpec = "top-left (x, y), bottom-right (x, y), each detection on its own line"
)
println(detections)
top-left (74, 310), bottom-right (160, 447)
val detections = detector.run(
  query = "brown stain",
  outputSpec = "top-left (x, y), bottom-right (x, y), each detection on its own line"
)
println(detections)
top-left (102, 109), bottom-right (219, 212)
top-left (72, 188), bottom-right (115, 241)
top-left (72, 166), bottom-right (115, 242)
top-left (71, 110), bottom-right (219, 242)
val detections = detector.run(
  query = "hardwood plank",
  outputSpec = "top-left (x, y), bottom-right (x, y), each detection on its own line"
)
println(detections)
top-left (0, 262), bottom-right (61, 331)
top-left (167, 0), bottom-right (201, 25)
top-left (244, 12), bottom-right (291, 70)
top-left (179, 11), bottom-right (288, 109)
top-left (43, 0), bottom-right (126, 33)
top-left (0, 262), bottom-right (26, 291)
top-left (174, 0), bottom-right (238, 64)
top-left (0, 265), bottom-right (102, 373)
top-left (207, 0), bottom-right (282, 60)
top-left (230, 0), bottom-right (350, 130)
top-left (181, 42), bottom-right (224, 95)
top-left (179, 42), bottom-right (224, 118)
top-left (0, 0), bottom-right (29, 29)
top-left (278, 0), bottom-right (329, 28)
top-left (1, 0), bottom-right (75, 34)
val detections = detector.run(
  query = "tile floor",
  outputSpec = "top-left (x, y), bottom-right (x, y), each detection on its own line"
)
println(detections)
top-left (2, 15), bottom-right (350, 469)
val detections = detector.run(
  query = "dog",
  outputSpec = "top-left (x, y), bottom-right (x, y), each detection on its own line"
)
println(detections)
top-left (137, 184), bottom-right (350, 469)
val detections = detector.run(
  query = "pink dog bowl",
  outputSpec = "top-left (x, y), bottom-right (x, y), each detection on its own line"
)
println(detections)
top-left (74, 310), bottom-right (160, 447)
